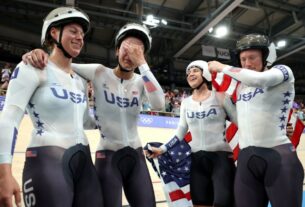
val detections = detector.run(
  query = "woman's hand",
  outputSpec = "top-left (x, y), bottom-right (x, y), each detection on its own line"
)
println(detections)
top-left (208, 61), bottom-right (228, 73)
top-left (22, 49), bottom-right (49, 69)
top-left (144, 145), bottom-right (164, 159)
top-left (286, 122), bottom-right (294, 139)
top-left (0, 164), bottom-right (21, 207)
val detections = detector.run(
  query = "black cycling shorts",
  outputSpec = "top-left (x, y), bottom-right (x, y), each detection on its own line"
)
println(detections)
top-left (95, 146), bottom-right (156, 207)
top-left (22, 144), bottom-right (103, 207)
top-left (234, 143), bottom-right (304, 207)
top-left (190, 150), bottom-right (235, 207)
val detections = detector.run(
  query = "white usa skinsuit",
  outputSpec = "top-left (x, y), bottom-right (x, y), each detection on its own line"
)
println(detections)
top-left (72, 63), bottom-right (164, 207)
top-left (0, 61), bottom-right (103, 207)
top-left (222, 64), bottom-right (304, 207)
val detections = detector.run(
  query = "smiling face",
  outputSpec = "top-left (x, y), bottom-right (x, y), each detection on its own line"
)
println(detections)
top-left (239, 49), bottom-right (264, 72)
top-left (50, 23), bottom-right (85, 58)
top-left (116, 36), bottom-right (144, 71)
top-left (186, 67), bottom-right (204, 88)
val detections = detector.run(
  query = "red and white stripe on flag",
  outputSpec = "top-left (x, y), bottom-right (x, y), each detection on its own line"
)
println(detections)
top-left (211, 72), bottom-right (240, 160)
top-left (211, 72), bottom-right (239, 97)
top-left (152, 158), bottom-right (193, 207)
top-left (288, 109), bottom-right (305, 148)
top-left (151, 132), bottom-right (193, 207)
top-left (225, 121), bottom-right (240, 161)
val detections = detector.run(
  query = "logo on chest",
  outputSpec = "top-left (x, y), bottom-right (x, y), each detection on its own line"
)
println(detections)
top-left (237, 88), bottom-right (264, 102)
top-left (50, 87), bottom-right (86, 104)
top-left (187, 108), bottom-right (217, 119)
top-left (104, 90), bottom-right (139, 108)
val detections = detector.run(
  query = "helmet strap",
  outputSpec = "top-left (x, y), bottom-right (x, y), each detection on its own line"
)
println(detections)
top-left (262, 51), bottom-right (268, 68)
top-left (195, 79), bottom-right (205, 90)
top-left (189, 74), bottom-right (206, 90)
top-left (118, 62), bottom-right (132, 73)
top-left (53, 26), bottom-right (72, 59)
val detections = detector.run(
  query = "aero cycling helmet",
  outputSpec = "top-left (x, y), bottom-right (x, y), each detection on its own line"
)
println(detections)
top-left (186, 60), bottom-right (211, 81)
top-left (236, 34), bottom-right (270, 67)
top-left (115, 23), bottom-right (152, 53)
top-left (41, 7), bottom-right (90, 58)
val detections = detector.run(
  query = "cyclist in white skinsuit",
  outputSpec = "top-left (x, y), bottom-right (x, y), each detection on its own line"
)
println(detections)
top-left (147, 60), bottom-right (237, 207)
top-left (22, 23), bottom-right (165, 207)
top-left (72, 63), bottom-right (164, 151)
top-left (208, 34), bottom-right (304, 207)
top-left (0, 7), bottom-right (103, 207)
top-left (72, 24), bottom-right (164, 207)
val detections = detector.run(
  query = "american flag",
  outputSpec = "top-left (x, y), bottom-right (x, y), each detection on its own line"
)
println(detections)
top-left (145, 72), bottom-right (304, 206)
top-left (145, 132), bottom-right (193, 207)
top-left (26, 150), bottom-right (37, 158)
top-left (143, 73), bottom-right (235, 206)
top-left (96, 152), bottom-right (106, 159)
top-left (212, 72), bottom-right (240, 160)
top-left (132, 90), bottom-right (139, 95)
top-left (288, 109), bottom-right (305, 148)
top-left (142, 75), bottom-right (157, 93)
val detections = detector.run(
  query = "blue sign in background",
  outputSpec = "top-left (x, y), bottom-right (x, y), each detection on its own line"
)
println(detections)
top-left (89, 108), bottom-right (179, 129)
top-left (137, 114), bottom-right (179, 129)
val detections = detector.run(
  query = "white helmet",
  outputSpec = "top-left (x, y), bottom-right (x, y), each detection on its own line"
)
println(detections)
top-left (186, 60), bottom-right (211, 81)
top-left (115, 23), bottom-right (152, 53)
top-left (41, 7), bottom-right (90, 46)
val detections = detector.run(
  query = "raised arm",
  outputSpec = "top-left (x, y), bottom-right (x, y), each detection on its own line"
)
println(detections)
top-left (223, 65), bottom-right (293, 88)
top-left (72, 63), bottom-right (104, 81)
top-left (22, 49), bottom-right (49, 69)
top-left (121, 36), bottom-right (165, 111)
top-left (139, 64), bottom-right (165, 111)
top-left (22, 49), bottom-right (104, 82)
top-left (208, 61), bottom-right (294, 88)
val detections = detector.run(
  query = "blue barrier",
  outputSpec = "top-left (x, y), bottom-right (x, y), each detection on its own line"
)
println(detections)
top-left (137, 114), bottom-right (179, 129)
top-left (89, 108), bottom-right (179, 129)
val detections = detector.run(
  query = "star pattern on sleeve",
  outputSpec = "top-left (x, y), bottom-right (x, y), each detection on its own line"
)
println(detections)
top-left (28, 101), bottom-right (45, 136)
top-left (279, 91), bottom-right (293, 130)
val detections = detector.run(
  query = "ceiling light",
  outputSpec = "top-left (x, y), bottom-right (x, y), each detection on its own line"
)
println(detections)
top-left (143, 14), bottom-right (167, 28)
top-left (147, 14), bottom-right (154, 21)
top-left (277, 40), bottom-right (286, 48)
top-left (161, 19), bottom-right (167, 25)
top-left (215, 25), bottom-right (228, 38)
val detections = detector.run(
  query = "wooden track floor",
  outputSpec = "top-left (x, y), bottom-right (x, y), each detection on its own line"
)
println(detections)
top-left (10, 115), bottom-right (305, 207)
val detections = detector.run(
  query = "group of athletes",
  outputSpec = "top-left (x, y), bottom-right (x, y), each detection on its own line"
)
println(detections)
top-left (0, 5), bottom-right (303, 207)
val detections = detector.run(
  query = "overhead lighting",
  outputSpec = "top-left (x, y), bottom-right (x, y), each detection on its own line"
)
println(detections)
top-left (143, 14), bottom-right (167, 28)
top-left (214, 25), bottom-right (228, 38)
top-left (147, 14), bottom-right (154, 21)
top-left (208, 27), bottom-right (214, 33)
top-left (276, 40), bottom-right (286, 48)
top-left (161, 19), bottom-right (167, 25)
